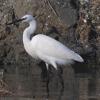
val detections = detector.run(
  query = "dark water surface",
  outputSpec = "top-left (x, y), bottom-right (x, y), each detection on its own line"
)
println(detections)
top-left (2, 64), bottom-right (76, 100)
top-left (0, 63), bottom-right (99, 100)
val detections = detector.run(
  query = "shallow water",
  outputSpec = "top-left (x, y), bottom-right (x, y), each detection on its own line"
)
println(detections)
top-left (1, 63), bottom-right (100, 100)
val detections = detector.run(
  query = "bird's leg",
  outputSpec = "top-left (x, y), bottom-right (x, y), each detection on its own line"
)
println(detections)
top-left (46, 72), bottom-right (49, 99)
top-left (38, 62), bottom-right (50, 98)
top-left (46, 63), bottom-right (49, 70)
top-left (39, 62), bottom-right (50, 98)
top-left (38, 61), bottom-right (48, 81)
top-left (45, 63), bottom-right (50, 99)
top-left (57, 67), bottom-right (64, 98)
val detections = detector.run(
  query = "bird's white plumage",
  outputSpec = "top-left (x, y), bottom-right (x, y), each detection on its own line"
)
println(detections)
top-left (31, 34), bottom-right (83, 63)
top-left (21, 15), bottom-right (84, 69)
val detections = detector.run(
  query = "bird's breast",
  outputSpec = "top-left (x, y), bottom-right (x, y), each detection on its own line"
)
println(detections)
top-left (23, 42), bottom-right (38, 59)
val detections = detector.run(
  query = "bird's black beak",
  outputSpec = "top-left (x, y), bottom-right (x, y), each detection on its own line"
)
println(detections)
top-left (7, 18), bottom-right (26, 25)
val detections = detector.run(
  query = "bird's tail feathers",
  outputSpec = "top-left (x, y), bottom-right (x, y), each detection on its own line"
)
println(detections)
top-left (73, 53), bottom-right (84, 62)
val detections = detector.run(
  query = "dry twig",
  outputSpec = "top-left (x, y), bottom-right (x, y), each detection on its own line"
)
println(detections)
top-left (46, 0), bottom-right (58, 17)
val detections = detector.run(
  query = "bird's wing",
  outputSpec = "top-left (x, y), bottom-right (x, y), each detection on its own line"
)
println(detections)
top-left (32, 34), bottom-right (83, 62)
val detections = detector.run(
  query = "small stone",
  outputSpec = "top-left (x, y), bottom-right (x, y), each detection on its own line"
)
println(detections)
top-left (83, 19), bottom-right (87, 23)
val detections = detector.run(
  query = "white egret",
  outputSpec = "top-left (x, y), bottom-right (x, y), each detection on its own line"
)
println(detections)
top-left (7, 14), bottom-right (84, 69)
top-left (7, 14), bottom-right (84, 98)
top-left (9, 15), bottom-right (84, 69)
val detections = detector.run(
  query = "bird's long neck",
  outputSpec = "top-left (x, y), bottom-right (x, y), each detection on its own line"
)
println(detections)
top-left (23, 20), bottom-right (36, 44)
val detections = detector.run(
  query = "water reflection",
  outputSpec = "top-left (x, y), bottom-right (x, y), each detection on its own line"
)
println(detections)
top-left (3, 62), bottom-right (99, 100)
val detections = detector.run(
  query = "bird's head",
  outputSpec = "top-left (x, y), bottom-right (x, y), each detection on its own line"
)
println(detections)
top-left (21, 15), bottom-right (34, 23)
top-left (7, 14), bottom-right (35, 25)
